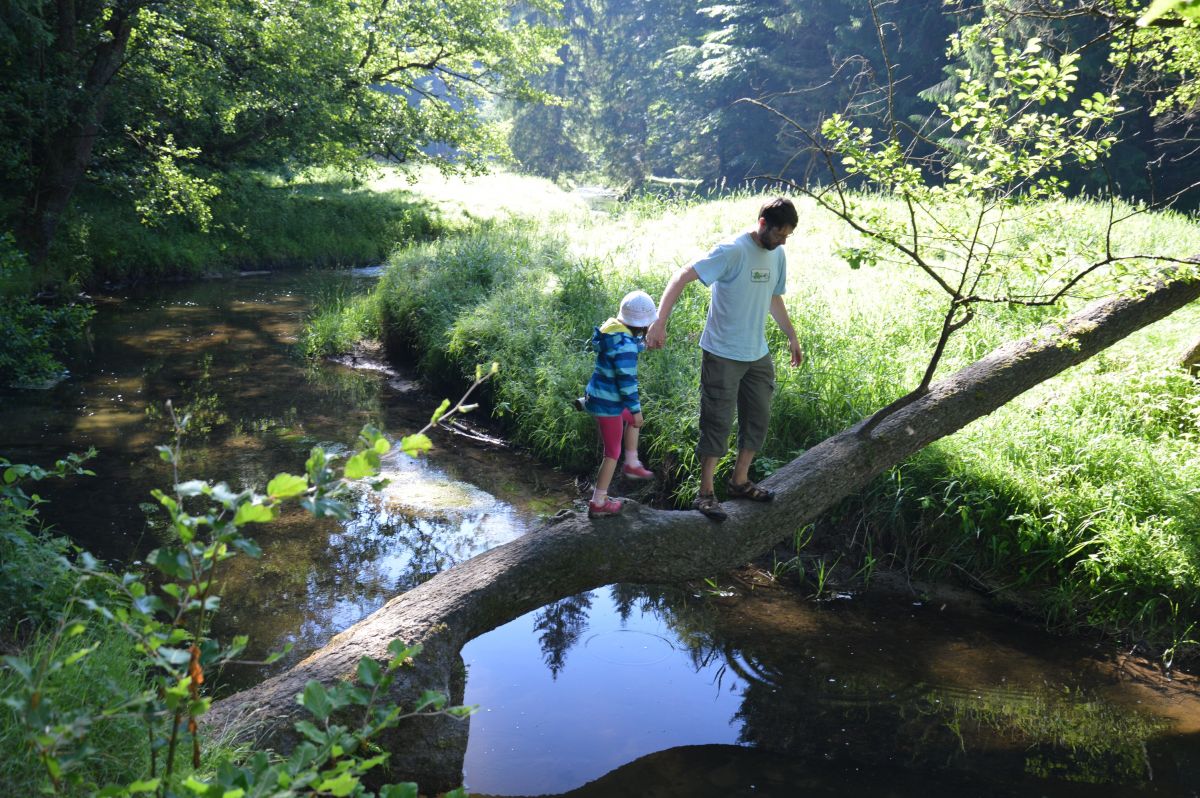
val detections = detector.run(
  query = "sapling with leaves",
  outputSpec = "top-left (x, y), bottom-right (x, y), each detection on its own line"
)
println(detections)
top-left (1, 363), bottom-right (499, 797)
top-left (744, 1), bottom-right (1199, 434)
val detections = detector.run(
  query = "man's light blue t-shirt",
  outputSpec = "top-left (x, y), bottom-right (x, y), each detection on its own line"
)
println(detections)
top-left (691, 231), bottom-right (787, 362)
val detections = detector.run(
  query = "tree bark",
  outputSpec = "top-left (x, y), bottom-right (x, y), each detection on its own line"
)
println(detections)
top-left (19, 3), bottom-right (137, 270)
top-left (1181, 336), bottom-right (1200, 376)
top-left (202, 273), bottom-right (1200, 790)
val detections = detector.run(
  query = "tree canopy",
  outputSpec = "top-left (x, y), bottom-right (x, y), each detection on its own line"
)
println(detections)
top-left (0, 0), bottom-right (560, 268)
top-left (506, 0), bottom-right (1200, 206)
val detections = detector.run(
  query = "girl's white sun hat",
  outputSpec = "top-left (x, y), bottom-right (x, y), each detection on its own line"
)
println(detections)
top-left (617, 290), bottom-right (658, 327)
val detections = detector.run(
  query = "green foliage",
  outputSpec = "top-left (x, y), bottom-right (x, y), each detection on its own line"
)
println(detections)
top-left (299, 291), bottom-right (384, 361)
top-left (0, 624), bottom-right (152, 796)
top-left (71, 172), bottom-right (444, 287)
top-left (507, 0), bottom-right (951, 189)
top-left (0, 234), bottom-right (93, 387)
top-left (1, 0), bottom-right (560, 265)
top-left (0, 397), bottom-right (493, 795)
top-left (1140, 0), bottom-right (1200, 23)
top-left (0, 451), bottom-right (97, 635)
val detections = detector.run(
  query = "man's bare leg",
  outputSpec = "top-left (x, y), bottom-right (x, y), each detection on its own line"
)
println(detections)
top-left (699, 455), bottom-right (720, 495)
top-left (731, 449), bottom-right (756, 487)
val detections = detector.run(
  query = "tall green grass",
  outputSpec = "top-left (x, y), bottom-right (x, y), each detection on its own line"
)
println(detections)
top-left (0, 626), bottom-right (150, 796)
top-left (310, 182), bottom-right (1200, 659)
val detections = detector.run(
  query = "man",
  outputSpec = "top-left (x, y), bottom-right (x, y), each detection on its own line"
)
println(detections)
top-left (645, 197), bottom-right (804, 522)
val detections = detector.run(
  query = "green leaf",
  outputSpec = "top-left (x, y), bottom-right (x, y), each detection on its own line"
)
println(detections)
top-left (126, 778), bottom-right (161, 793)
top-left (63, 643), bottom-right (99, 666)
top-left (357, 656), bottom-right (382, 687)
top-left (267, 473), bottom-right (308, 499)
top-left (2, 655), bottom-right (33, 684)
top-left (160, 647), bottom-right (193, 666)
top-left (387, 640), bottom-right (421, 667)
top-left (300, 680), bottom-right (333, 721)
top-left (233, 502), bottom-right (275, 526)
top-left (344, 450), bottom-right (381, 479)
top-left (316, 772), bottom-right (359, 797)
top-left (379, 784), bottom-right (419, 798)
top-left (263, 642), bottom-right (294, 665)
top-left (232, 537), bottom-right (263, 558)
top-left (211, 483), bottom-right (244, 508)
top-left (400, 433), bottom-right (433, 458)
top-left (176, 480), bottom-right (208, 496)
top-left (1139, 0), bottom-right (1199, 26)
top-left (430, 398), bottom-right (451, 426)
top-left (181, 776), bottom-right (210, 794)
top-left (413, 690), bottom-right (446, 712)
top-left (294, 719), bottom-right (326, 744)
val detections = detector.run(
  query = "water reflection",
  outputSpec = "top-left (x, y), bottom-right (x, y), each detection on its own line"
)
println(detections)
top-left (0, 273), bottom-right (576, 693)
top-left (535, 594), bottom-right (594, 678)
top-left (463, 586), bottom-right (1200, 797)
top-left (210, 445), bottom-right (558, 690)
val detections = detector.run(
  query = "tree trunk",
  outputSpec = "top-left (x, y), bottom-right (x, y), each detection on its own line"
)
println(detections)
top-left (202, 273), bottom-right (1200, 790)
top-left (19, 3), bottom-right (136, 271)
top-left (1181, 336), bottom-right (1200, 376)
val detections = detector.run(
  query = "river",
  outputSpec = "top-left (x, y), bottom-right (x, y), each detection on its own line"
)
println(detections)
top-left (2, 271), bottom-right (1197, 797)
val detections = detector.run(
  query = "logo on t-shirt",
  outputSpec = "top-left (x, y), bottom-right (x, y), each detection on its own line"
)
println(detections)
top-left (751, 268), bottom-right (771, 283)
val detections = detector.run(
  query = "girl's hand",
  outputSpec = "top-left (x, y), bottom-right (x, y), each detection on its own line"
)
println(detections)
top-left (631, 411), bottom-right (644, 428)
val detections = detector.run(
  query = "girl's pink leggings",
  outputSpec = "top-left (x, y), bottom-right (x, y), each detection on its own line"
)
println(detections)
top-left (595, 409), bottom-right (635, 459)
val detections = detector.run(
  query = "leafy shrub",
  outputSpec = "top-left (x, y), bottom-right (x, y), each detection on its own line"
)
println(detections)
top-left (0, 234), bottom-right (93, 388)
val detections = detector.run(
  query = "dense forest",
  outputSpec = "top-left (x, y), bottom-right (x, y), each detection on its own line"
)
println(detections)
top-left (504, 0), bottom-right (1200, 201)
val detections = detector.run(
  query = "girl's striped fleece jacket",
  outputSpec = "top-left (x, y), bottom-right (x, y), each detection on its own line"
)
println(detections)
top-left (583, 318), bottom-right (644, 417)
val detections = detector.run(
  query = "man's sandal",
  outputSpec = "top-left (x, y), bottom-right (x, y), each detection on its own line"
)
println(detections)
top-left (693, 492), bottom-right (727, 522)
top-left (727, 479), bottom-right (774, 502)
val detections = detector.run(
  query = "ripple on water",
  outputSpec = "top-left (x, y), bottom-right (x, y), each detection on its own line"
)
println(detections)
top-left (583, 630), bottom-right (676, 666)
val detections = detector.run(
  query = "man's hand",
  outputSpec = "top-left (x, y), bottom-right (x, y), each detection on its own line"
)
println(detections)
top-left (788, 336), bottom-right (804, 367)
top-left (645, 319), bottom-right (667, 350)
top-left (646, 265), bottom-right (697, 350)
top-left (770, 294), bottom-right (802, 367)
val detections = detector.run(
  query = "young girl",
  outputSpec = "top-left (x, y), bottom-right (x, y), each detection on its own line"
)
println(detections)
top-left (582, 289), bottom-right (657, 518)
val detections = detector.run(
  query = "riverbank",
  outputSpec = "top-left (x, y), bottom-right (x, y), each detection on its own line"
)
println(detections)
top-left (0, 166), bottom-right (455, 388)
top-left (306, 180), bottom-right (1200, 664)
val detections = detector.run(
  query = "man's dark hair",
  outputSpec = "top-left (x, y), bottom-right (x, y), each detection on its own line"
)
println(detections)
top-left (759, 197), bottom-right (798, 229)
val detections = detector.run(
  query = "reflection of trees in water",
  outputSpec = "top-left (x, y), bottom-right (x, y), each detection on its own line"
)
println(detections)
top-left (610, 583), bottom-right (726, 673)
top-left (705, 619), bottom-right (1167, 787)
top-left (300, 360), bottom-right (384, 413)
top-left (533, 593), bottom-right (593, 678)
top-left (213, 489), bottom-right (500, 678)
top-left (588, 585), bottom-right (1171, 788)
top-left (729, 662), bottom-right (1165, 785)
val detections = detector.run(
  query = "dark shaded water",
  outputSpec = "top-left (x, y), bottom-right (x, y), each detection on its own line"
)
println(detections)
top-left (2, 273), bottom-right (1198, 796)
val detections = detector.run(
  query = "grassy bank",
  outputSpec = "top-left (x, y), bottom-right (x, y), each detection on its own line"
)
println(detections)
top-left (306, 178), bottom-right (1200, 660)
top-left (60, 169), bottom-right (444, 287)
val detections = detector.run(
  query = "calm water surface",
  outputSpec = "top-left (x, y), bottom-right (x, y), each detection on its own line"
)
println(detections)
top-left (2, 273), bottom-right (1197, 796)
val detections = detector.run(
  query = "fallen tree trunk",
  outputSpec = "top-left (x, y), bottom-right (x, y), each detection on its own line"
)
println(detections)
top-left (204, 272), bottom-right (1200, 789)
top-left (1181, 336), bottom-right (1200, 376)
